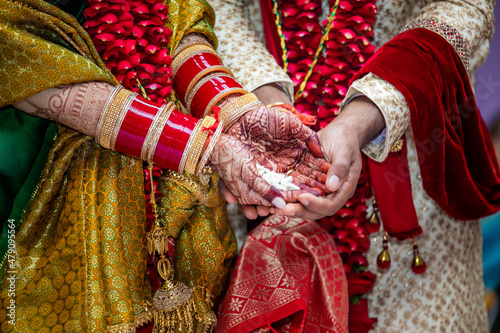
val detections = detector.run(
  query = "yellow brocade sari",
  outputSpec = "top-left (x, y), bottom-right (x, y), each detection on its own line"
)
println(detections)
top-left (0, 0), bottom-right (236, 332)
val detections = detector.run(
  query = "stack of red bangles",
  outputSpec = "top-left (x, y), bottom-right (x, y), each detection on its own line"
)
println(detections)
top-left (171, 41), bottom-right (263, 125)
top-left (95, 40), bottom-right (265, 178)
top-left (95, 85), bottom-right (214, 175)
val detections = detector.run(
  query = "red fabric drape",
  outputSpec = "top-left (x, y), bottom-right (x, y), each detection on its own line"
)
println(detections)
top-left (356, 28), bottom-right (500, 236)
top-left (363, 136), bottom-right (422, 240)
top-left (216, 216), bottom-right (348, 333)
top-left (258, 0), bottom-right (284, 67)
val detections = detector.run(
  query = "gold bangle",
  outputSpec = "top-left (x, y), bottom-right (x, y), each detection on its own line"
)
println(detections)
top-left (97, 87), bottom-right (133, 149)
top-left (173, 40), bottom-right (213, 59)
top-left (172, 43), bottom-right (215, 64)
top-left (109, 91), bottom-right (137, 150)
top-left (96, 84), bottom-right (123, 144)
top-left (219, 93), bottom-right (260, 129)
top-left (184, 66), bottom-right (235, 107)
top-left (182, 116), bottom-right (215, 175)
top-left (266, 102), bottom-right (286, 108)
top-left (178, 118), bottom-right (203, 174)
top-left (196, 120), bottom-right (224, 180)
top-left (266, 103), bottom-right (295, 116)
top-left (223, 100), bottom-right (264, 130)
top-left (186, 73), bottom-right (232, 113)
top-left (171, 45), bottom-right (218, 77)
top-left (203, 88), bottom-right (248, 118)
top-left (141, 102), bottom-right (176, 163)
top-left (147, 103), bottom-right (176, 163)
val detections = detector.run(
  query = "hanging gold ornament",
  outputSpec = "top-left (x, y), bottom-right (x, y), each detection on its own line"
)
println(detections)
top-left (149, 258), bottom-right (197, 332)
top-left (411, 239), bottom-right (427, 274)
top-left (144, 163), bottom-right (197, 333)
top-left (367, 199), bottom-right (381, 233)
top-left (368, 211), bottom-right (380, 225)
top-left (376, 232), bottom-right (391, 270)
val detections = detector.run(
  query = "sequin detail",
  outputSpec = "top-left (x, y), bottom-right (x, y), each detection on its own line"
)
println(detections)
top-left (401, 18), bottom-right (470, 70)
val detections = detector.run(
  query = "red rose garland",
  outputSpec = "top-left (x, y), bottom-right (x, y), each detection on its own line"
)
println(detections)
top-left (275, 0), bottom-right (378, 331)
top-left (83, 0), bottom-right (175, 298)
top-left (83, 0), bottom-right (173, 104)
top-left (83, 0), bottom-right (379, 329)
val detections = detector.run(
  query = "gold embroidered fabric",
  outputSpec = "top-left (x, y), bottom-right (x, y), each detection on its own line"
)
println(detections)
top-left (0, 0), bottom-right (116, 106)
top-left (159, 172), bottom-right (237, 325)
top-left (0, 128), bottom-right (152, 332)
top-left (167, 0), bottom-right (217, 53)
top-left (400, 17), bottom-right (470, 71)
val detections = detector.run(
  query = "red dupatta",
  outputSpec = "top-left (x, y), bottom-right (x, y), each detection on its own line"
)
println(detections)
top-left (357, 27), bottom-right (500, 240)
top-left (216, 216), bottom-right (348, 333)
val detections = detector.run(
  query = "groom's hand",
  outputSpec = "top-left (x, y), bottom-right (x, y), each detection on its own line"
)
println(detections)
top-left (280, 97), bottom-right (385, 220)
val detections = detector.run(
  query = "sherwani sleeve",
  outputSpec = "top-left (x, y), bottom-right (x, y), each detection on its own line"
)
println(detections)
top-left (207, 0), bottom-right (294, 97)
top-left (342, 0), bottom-right (495, 162)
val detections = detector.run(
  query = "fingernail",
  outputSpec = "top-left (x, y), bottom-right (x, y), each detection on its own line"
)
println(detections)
top-left (301, 198), bottom-right (310, 206)
top-left (320, 174), bottom-right (327, 183)
top-left (272, 197), bottom-right (286, 209)
top-left (327, 175), bottom-right (340, 191)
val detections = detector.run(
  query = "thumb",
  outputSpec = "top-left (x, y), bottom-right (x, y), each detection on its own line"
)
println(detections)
top-left (325, 147), bottom-right (351, 192)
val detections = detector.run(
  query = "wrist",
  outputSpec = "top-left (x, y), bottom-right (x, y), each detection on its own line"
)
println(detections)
top-left (338, 96), bottom-right (385, 149)
top-left (196, 120), bottom-right (224, 184)
top-left (218, 93), bottom-right (263, 132)
top-left (252, 83), bottom-right (292, 105)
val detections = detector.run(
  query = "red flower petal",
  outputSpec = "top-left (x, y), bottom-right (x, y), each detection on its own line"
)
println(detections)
top-left (101, 13), bottom-right (118, 24)
top-left (346, 15), bottom-right (364, 24)
top-left (151, 2), bottom-right (168, 15)
top-left (138, 38), bottom-right (149, 48)
top-left (156, 85), bottom-right (172, 97)
top-left (116, 60), bottom-right (133, 74)
top-left (146, 49), bottom-right (169, 64)
top-left (138, 19), bottom-right (160, 27)
top-left (339, 0), bottom-right (354, 11)
top-left (124, 39), bottom-right (137, 55)
top-left (137, 71), bottom-right (152, 83)
top-left (145, 44), bottom-right (160, 54)
top-left (132, 3), bottom-right (150, 16)
top-left (358, 3), bottom-right (378, 17)
top-left (140, 63), bottom-right (156, 74)
top-left (95, 32), bottom-right (116, 43)
top-left (128, 53), bottom-right (141, 67)
top-left (132, 25), bottom-right (149, 39)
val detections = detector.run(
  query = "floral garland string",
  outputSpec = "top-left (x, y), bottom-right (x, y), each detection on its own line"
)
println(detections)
top-left (274, 0), bottom-right (378, 331)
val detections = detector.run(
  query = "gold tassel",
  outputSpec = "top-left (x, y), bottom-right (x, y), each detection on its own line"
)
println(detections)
top-left (145, 163), bottom-right (198, 333)
top-left (147, 258), bottom-right (197, 333)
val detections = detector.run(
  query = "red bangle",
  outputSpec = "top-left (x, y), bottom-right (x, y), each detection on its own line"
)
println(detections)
top-left (190, 76), bottom-right (245, 118)
top-left (154, 109), bottom-right (197, 171)
top-left (172, 53), bottom-right (225, 106)
top-left (114, 95), bottom-right (161, 158)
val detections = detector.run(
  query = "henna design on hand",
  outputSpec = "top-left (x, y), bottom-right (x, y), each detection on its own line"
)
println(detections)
top-left (210, 133), bottom-right (287, 207)
top-left (15, 82), bottom-right (113, 137)
top-left (210, 105), bottom-right (332, 206)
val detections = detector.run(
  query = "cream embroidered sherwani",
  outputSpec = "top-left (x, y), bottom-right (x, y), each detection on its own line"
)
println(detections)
top-left (209, 0), bottom-right (495, 331)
